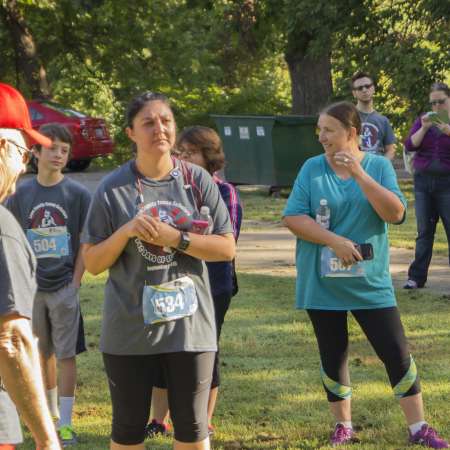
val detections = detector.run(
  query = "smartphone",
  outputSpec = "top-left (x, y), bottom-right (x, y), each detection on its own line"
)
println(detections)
top-left (425, 111), bottom-right (448, 125)
top-left (355, 243), bottom-right (374, 260)
top-left (191, 219), bottom-right (209, 235)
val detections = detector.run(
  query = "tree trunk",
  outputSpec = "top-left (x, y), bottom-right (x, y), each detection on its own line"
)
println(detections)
top-left (1, 0), bottom-right (51, 98)
top-left (285, 46), bottom-right (333, 115)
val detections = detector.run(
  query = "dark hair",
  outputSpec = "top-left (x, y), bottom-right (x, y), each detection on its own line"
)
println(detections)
top-left (320, 101), bottom-right (362, 135)
top-left (177, 126), bottom-right (225, 175)
top-left (350, 71), bottom-right (375, 90)
top-left (430, 82), bottom-right (450, 97)
top-left (126, 92), bottom-right (172, 128)
top-left (35, 123), bottom-right (73, 154)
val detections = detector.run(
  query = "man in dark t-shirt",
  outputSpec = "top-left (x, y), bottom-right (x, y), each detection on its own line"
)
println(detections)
top-left (351, 71), bottom-right (396, 159)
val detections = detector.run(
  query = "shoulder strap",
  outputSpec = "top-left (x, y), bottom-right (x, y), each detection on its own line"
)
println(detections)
top-left (176, 158), bottom-right (203, 211)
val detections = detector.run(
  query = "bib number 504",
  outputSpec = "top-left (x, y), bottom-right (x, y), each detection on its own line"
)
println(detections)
top-left (33, 237), bottom-right (57, 253)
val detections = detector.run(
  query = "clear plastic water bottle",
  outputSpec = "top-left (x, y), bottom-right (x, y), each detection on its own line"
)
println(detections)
top-left (316, 199), bottom-right (330, 229)
top-left (199, 206), bottom-right (213, 234)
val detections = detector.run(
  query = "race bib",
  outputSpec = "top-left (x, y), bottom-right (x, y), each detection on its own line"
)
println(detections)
top-left (320, 247), bottom-right (365, 278)
top-left (26, 226), bottom-right (70, 259)
top-left (142, 276), bottom-right (198, 325)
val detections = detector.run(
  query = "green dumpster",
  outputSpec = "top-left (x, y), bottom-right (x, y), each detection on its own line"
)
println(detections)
top-left (211, 115), bottom-right (323, 187)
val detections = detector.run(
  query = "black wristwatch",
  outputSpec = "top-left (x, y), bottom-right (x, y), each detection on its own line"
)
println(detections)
top-left (176, 231), bottom-right (191, 252)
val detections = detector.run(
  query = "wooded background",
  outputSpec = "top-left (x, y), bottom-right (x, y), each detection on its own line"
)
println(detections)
top-left (1, 0), bottom-right (449, 160)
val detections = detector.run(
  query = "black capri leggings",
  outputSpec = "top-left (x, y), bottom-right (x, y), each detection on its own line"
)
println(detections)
top-left (307, 307), bottom-right (421, 402)
top-left (154, 291), bottom-right (233, 390)
top-left (103, 351), bottom-right (215, 445)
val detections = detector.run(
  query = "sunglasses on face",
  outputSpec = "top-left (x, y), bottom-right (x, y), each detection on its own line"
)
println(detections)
top-left (7, 139), bottom-right (32, 164)
top-left (430, 99), bottom-right (447, 106)
top-left (353, 83), bottom-right (373, 91)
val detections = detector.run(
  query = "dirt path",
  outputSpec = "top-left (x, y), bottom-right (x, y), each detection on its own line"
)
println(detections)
top-left (236, 226), bottom-right (450, 295)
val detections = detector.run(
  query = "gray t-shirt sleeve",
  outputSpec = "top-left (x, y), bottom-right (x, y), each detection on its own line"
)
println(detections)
top-left (383, 117), bottom-right (396, 146)
top-left (0, 207), bottom-right (36, 319)
top-left (79, 188), bottom-right (92, 230)
top-left (81, 185), bottom-right (114, 245)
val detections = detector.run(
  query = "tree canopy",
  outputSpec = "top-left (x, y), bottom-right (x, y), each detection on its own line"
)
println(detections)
top-left (1, 0), bottom-right (448, 160)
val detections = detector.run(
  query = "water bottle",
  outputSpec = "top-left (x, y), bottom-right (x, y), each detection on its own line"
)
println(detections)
top-left (199, 205), bottom-right (213, 234)
top-left (316, 199), bottom-right (330, 229)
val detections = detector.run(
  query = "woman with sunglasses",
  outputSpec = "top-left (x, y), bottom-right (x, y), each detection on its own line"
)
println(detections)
top-left (82, 92), bottom-right (235, 450)
top-left (0, 83), bottom-right (61, 449)
top-left (404, 82), bottom-right (450, 289)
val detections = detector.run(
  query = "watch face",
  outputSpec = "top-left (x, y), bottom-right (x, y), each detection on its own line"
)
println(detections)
top-left (177, 231), bottom-right (190, 251)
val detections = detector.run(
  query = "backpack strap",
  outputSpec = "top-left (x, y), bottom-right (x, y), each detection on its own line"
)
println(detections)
top-left (175, 157), bottom-right (203, 211)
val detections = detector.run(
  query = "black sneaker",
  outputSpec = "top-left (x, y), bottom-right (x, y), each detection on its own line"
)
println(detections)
top-left (146, 419), bottom-right (171, 438)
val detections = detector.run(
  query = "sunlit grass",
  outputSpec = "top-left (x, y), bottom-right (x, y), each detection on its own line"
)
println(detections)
top-left (20, 272), bottom-right (450, 449)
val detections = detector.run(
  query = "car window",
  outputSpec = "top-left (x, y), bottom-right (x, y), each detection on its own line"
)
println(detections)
top-left (29, 107), bottom-right (44, 120)
top-left (40, 101), bottom-right (87, 118)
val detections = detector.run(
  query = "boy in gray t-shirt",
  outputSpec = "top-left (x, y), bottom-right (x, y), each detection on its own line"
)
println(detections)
top-left (6, 123), bottom-right (91, 446)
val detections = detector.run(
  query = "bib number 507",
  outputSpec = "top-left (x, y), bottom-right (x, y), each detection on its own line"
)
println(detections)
top-left (329, 257), bottom-right (351, 272)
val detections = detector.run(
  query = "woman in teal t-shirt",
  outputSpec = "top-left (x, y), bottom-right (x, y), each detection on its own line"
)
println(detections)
top-left (283, 101), bottom-right (448, 448)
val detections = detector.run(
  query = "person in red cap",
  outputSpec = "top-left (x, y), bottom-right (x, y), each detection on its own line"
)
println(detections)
top-left (0, 82), bottom-right (61, 449)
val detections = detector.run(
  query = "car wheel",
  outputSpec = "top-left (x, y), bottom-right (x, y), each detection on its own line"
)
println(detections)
top-left (67, 159), bottom-right (91, 172)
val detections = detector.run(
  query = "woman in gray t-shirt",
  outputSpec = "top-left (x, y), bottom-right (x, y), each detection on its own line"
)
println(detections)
top-left (82, 92), bottom-right (235, 450)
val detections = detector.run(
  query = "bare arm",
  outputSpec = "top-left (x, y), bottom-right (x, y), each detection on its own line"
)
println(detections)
top-left (383, 144), bottom-right (395, 160)
top-left (282, 215), bottom-right (361, 265)
top-left (353, 171), bottom-right (405, 223)
top-left (410, 115), bottom-right (433, 148)
top-left (83, 215), bottom-right (236, 275)
top-left (334, 151), bottom-right (405, 224)
top-left (71, 241), bottom-right (87, 287)
top-left (0, 315), bottom-right (61, 449)
top-left (178, 232), bottom-right (235, 261)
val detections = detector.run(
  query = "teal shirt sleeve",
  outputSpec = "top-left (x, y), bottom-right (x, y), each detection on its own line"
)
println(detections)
top-left (379, 157), bottom-right (407, 224)
top-left (283, 160), bottom-right (313, 217)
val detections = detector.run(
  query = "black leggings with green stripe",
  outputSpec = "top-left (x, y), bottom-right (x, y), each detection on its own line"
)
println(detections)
top-left (307, 307), bottom-right (421, 402)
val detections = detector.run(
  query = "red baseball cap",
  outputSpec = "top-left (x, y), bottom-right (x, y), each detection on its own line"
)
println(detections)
top-left (0, 82), bottom-right (52, 148)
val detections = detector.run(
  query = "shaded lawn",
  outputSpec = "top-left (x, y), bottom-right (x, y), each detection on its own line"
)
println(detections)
top-left (21, 272), bottom-right (450, 449)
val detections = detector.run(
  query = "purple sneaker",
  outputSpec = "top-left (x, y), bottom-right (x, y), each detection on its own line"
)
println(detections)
top-left (331, 423), bottom-right (354, 447)
top-left (409, 424), bottom-right (449, 448)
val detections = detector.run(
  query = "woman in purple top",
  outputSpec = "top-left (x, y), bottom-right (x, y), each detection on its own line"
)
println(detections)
top-left (404, 82), bottom-right (450, 289)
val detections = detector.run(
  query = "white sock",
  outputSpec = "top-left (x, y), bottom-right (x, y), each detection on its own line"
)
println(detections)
top-left (337, 421), bottom-right (353, 430)
top-left (409, 421), bottom-right (427, 435)
top-left (46, 387), bottom-right (59, 419)
top-left (58, 396), bottom-right (75, 428)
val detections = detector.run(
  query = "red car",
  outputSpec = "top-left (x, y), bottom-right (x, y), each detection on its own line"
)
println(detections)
top-left (27, 100), bottom-right (114, 171)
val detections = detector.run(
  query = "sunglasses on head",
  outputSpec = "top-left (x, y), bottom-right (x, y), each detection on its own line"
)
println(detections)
top-left (7, 139), bottom-right (32, 164)
top-left (354, 83), bottom-right (373, 91)
top-left (430, 99), bottom-right (447, 106)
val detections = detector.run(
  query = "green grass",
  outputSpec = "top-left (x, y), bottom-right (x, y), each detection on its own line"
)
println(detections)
top-left (22, 272), bottom-right (450, 449)
top-left (238, 181), bottom-right (448, 256)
